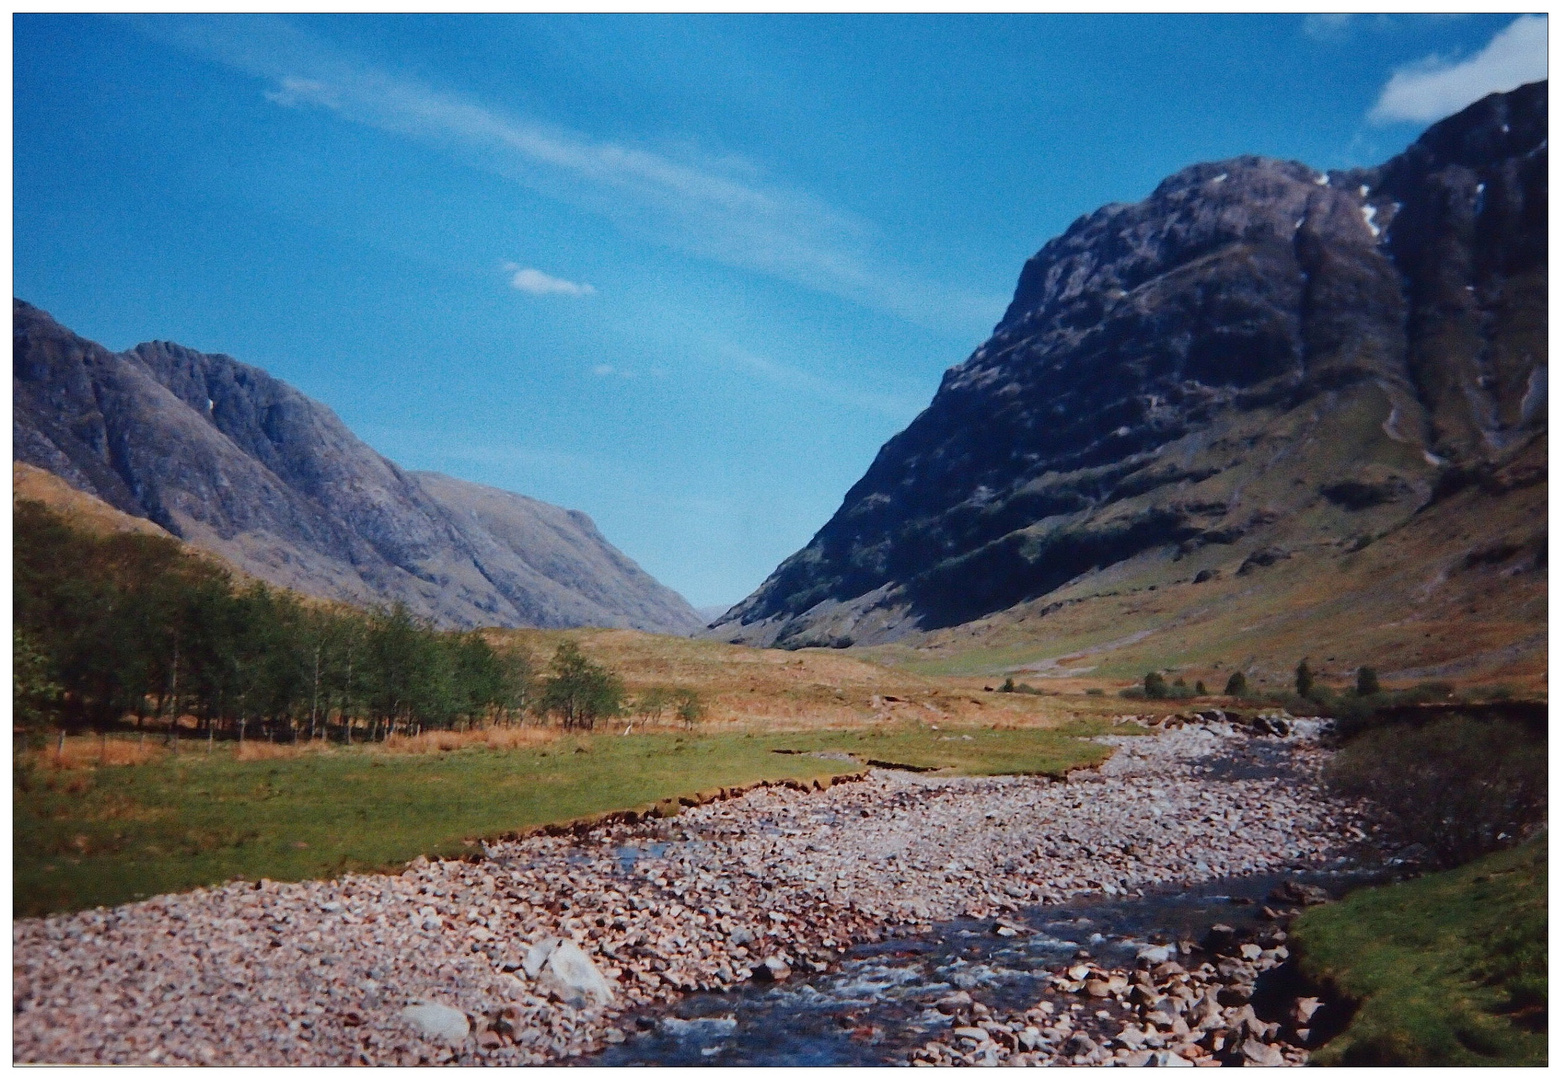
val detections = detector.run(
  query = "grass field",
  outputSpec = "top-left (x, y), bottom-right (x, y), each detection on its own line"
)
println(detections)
top-left (14, 720), bottom-right (1116, 917)
top-left (1293, 837), bottom-right (1548, 1067)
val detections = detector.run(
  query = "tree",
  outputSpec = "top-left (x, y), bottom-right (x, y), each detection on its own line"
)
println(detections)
top-left (13, 629), bottom-right (60, 736)
top-left (636, 686), bottom-right (673, 725)
top-left (496, 646), bottom-right (537, 725)
top-left (1195, 680), bottom-right (1207, 695)
top-left (1295, 658), bottom-right (1315, 699)
top-left (675, 688), bottom-right (704, 729)
top-left (1224, 670), bottom-right (1248, 697)
top-left (1143, 672), bottom-right (1169, 700)
top-left (1355, 666), bottom-right (1381, 697)
top-left (539, 641), bottom-right (623, 731)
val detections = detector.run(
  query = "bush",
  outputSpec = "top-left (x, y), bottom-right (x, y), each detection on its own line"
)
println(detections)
top-left (1327, 716), bottom-right (1546, 867)
top-left (1356, 666), bottom-right (1381, 697)
top-left (1143, 672), bottom-right (1168, 700)
top-left (1085, 688), bottom-right (1104, 697)
top-left (1296, 658), bottom-right (1315, 699)
top-left (1224, 670), bottom-right (1248, 696)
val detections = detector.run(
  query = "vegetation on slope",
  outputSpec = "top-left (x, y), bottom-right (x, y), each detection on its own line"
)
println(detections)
top-left (1293, 837), bottom-right (1547, 1067)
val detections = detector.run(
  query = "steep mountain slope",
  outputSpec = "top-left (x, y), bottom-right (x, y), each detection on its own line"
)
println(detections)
top-left (13, 303), bottom-right (702, 634)
top-left (711, 83), bottom-right (1546, 682)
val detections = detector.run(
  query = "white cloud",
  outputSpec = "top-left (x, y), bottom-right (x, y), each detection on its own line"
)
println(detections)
top-left (126, 15), bottom-right (1004, 336)
top-left (507, 265), bottom-right (596, 297)
top-left (1369, 15), bottom-right (1548, 125)
top-left (1303, 14), bottom-right (1353, 40)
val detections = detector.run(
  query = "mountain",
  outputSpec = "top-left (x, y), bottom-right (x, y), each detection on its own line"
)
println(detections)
top-left (12, 302), bottom-right (703, 635)
top-left (710, 83), bottom-right (1546, 685)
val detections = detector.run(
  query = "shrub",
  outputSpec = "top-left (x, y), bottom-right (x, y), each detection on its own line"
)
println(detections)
top-left (1356, 666), bottom-right (1381, 697)
top-left (1296, 658), bottom-right (1316, 699)
top-left (1195, 680), bottom-right (1207, 695)
top-left (1143, 672), bottom-right (1169, 700)
top-left (1224, 670), bottom-right (1248, 696)
top-left (1327, 716), bottom-right (1546, 867)
top-left (1000, 677), bottom-right (1016, 693)
top-left (1085, 688), bottom-right (1104, 697)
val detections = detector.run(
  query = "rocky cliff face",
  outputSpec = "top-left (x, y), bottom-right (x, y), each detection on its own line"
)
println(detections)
top-left (713, 83), bottom-right (1546, 649)
top-left (13, 303), bottom-right (703, 634)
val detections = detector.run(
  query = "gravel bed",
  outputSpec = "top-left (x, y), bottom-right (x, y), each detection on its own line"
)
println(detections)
top-left (13, 722), bottom-right (1365, 1065)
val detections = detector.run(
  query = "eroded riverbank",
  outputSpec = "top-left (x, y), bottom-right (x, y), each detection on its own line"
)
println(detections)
top-left (13, 720), bottom-right (1370, 1065)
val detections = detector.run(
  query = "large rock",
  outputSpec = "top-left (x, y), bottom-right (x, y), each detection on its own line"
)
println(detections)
top-left (399, 1002), bottom-right (470, 1043)
top-left (12, 302), bottom-right (703, 634)
top-left (529, 938), bottom-right (614, 1009)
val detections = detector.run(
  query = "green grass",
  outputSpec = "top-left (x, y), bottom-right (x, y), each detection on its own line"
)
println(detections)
top-left (776, 718), bottom-right (1121, 774)
top-left (14, 722), bottom-right (1113, 917)
top-left (1293, 837), bottom-right (1548, 1067)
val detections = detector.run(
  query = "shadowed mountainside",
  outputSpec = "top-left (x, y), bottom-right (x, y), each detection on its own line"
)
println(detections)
top-left (12, 304), bottom-right (702, 634)
top-left (710, 83), bottom-right (1546, 685)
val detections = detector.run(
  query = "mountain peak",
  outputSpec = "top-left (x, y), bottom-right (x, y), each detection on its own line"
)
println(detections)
top-left (711, 81), bottom-right (1546, 654)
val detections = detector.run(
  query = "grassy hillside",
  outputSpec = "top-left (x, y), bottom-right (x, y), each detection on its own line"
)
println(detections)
top-left (1293, 838), bottom-right (1547, 1067)
top-left (866, 436), bottom-right (1546, 696)
top-left (13, 461), bottom-right (174, 538)
top-left (485, 625), bottom-right (1134, 730)
top-left (14, 721), bottom-right (1114, 917)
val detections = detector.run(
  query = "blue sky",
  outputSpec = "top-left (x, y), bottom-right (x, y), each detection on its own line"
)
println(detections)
top-left (13, 14), bottom-right (1546, 609)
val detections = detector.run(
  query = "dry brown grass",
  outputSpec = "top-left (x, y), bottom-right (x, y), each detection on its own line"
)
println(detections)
top-left (30, 735), bottom-right (168, 771)
top-left (379, 725), bottom-right (561, 755)
top-left (234, 740), bottom-right (320, 762)
top-left (482, 626), bottom-right (1078, 733)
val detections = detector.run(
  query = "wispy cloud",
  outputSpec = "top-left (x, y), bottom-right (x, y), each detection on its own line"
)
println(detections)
top-left (127, 15), bottom-right (1004, 335)
top-left (1302, 14), bottom-right (1354, 41)
top-left (503, 263), bottom-right (595, 297)
top-left (1369, 15), bottom-right (1547, 125)
top-left (717, 344), bottom-right (918, 420)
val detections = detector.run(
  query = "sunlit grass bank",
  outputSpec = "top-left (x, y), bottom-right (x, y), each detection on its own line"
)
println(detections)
top-left (1293, 837), bottom-right (1547, 1067)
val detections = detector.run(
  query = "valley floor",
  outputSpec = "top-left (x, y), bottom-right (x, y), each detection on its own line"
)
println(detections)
top-left (13, 722), bottom-right (1366, 1066)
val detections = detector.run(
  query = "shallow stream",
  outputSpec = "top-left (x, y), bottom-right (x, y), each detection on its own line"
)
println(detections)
top-left (580, 860), bottom-right (1388, 1067)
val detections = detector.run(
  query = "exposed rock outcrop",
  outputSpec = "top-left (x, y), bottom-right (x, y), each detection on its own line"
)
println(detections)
top-left (711, 83), bottom-right (1546, 648)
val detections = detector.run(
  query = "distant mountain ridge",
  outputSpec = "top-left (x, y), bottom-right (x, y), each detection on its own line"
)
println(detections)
top-left (711, 82), bottom-right (1546, 657)
top-left (12, 301), bottom-right (703, 634)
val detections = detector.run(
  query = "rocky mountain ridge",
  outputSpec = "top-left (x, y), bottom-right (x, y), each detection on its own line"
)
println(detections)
top-left (711, 83), bottom-right (1546, 662)
top-left (13, 301), bottom-right (703, 634)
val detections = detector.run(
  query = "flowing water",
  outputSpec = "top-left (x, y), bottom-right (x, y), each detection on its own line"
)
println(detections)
top-left (577, 730), bottom-right (1389, 1066)
top-left (579, 861), bottom-right (1386, 1067)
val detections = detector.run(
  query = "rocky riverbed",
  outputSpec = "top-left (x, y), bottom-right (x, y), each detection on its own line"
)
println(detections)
top-left (13, 719), bottom-right (1369, 1066)
top-left (907, 879), bottom-right (1342, 1067)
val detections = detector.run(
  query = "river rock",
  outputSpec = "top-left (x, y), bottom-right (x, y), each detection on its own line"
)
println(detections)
top-left (535, 940), bottom-right (614, 1008)
top-left (660, 1015), bottom-right (737, 1039)
top-left (1270, 881), bottom-right (1332, 907)
top-left (522, 937), bottom-right (559, 978)
top-left (400, 1002), bottom-right (470, 1042)
top-left (1241, 1038), bottom-right (1286, 1067)
top-left (752, 955), bottom-right (792, 983)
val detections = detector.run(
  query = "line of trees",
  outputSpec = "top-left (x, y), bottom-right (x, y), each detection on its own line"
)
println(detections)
top-left (13, 501), bottom-right (699, 744)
